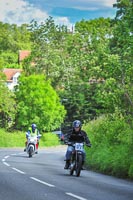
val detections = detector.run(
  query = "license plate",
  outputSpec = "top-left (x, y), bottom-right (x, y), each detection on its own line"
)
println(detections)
top-left (75, 143), bottom-right (83, 151)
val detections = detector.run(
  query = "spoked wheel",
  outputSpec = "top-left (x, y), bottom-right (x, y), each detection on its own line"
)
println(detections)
top-left (75, 154), bottom-right (83, 177)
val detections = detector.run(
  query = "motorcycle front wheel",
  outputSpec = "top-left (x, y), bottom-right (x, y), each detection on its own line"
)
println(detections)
top-left (29, 146), bottom-right (33, 158)
top-left (75, 154), bottom-right (83, 177)
top-left (70, 162), bottom-right (75, 176)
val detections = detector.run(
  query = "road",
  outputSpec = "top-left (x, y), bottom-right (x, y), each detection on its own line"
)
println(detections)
top-left (0, 146), bottom-right (133, 200)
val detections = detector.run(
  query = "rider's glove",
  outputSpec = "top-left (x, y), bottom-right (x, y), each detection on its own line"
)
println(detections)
top-left (86, 143), bottom-right (91, 147)
top-left (64, 140), bottom-right (68, 144)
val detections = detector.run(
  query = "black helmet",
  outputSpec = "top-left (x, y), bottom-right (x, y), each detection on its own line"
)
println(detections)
top-left (72, 120), bottom-right (82, 128)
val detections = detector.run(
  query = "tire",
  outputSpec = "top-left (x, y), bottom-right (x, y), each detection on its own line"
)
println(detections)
top-left (75, 154), bottom-right (83, 177)
top-left (29, 153), bottom-right (32, 158)
top-left (29, 146), bottom-right (33, 158)
top-left (70, 162), bottom-right (75, 176)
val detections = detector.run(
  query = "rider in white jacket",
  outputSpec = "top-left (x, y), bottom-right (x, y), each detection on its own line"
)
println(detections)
top-left (24, 124), bottom-right (40, 153)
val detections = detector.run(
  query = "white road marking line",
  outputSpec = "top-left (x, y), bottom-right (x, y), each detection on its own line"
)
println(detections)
top-left (2, 159), bottom-right (5, 162)
top-left (4, 156), bottom-right (9, 159)
top-left (12, 167), bottom-right (25, 174)
top-left (3, 162), bottom-right (10, 166)
top-left (66, 192), bottom-right (88, 200)
top-left (30, 177), bottom-right (55, 187)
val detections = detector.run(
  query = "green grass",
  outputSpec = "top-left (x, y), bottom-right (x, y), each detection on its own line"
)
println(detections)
top-left (40, 132), bottom-right (60, 147)
top-left (0, 129), bottom-right (60, 148)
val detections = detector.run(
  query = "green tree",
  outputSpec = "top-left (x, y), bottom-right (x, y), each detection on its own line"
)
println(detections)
top-left (0, 22), bottom-right (31, 67)
top-left (0, 80), bottom-right (16, 129)
top-left (111, 0), bottom-right (133, 116)
top-left (15, 74), bottom-right (66, 131)
top-left (61, 18), bottom-right (114, 121)
top-left (23, 17), bottom-right (70, 89)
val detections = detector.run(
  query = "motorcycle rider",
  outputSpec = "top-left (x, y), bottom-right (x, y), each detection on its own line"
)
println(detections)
top-left (64, 120), bottom-right (91, 169)
top-left (24, 123), bottom-right (40, 153)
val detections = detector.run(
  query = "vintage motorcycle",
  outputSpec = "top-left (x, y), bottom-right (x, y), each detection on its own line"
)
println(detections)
top-left (26, 134), bottom-right (41, 158)
top-left (68, 142), bottom-right (84, 177)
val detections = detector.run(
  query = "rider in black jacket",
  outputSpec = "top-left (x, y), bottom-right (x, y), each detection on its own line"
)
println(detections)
top-left (64, 120), bottom-right (91, 169)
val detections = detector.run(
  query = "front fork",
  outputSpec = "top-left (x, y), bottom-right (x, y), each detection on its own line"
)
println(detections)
top-left (71, 151), bottom-right (79, 169)
top-left (76, 151), bottom-right (83, 168)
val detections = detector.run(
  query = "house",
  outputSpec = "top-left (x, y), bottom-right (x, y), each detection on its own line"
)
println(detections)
top-left (2, 50), bottom-right (31, 91)
top-left (3, 68), bottom-right (22, 91)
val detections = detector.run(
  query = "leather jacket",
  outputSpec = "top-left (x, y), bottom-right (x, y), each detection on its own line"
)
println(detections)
top-left (66, 129), bottom-right (91, 146)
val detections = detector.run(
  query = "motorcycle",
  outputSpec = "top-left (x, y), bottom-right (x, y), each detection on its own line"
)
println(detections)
top-left (26, 134), bottom-right (41, 158)
top-left (68, 142), bottom-right (84, 177)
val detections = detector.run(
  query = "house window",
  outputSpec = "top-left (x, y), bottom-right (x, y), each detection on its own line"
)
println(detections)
top-left (13, 77), bottom-right (18, 84)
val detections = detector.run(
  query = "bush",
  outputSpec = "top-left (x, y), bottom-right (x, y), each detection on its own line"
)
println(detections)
top-left (83, 114), bottom-right (133, 180)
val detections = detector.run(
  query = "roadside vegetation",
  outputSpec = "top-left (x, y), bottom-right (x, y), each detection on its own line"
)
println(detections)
top-left (0, 129), bottom-right (60, 147)
top-left (0, 0), bottom-right (132, 180)
top-left (84, 113), bottom-right (133, 180)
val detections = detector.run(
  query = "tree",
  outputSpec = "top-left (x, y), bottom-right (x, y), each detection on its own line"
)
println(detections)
top-left (0, 80), bottom-right (16, 129)
top-left (0, 22), bottom-right (31, 67)
top-left (23, 17), bottom-right (71, 89)
top-left (15, 74), bottom-right (66, 131)
top-left (62, 18), bottom-right (114, 121)
top-left (110, 0), bottom-right (133, 116)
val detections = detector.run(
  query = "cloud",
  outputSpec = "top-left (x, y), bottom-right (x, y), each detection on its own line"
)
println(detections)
top-left (0, 0), bottom-right (48, 25)
top-left (0, 0), bottom-right (73, 28)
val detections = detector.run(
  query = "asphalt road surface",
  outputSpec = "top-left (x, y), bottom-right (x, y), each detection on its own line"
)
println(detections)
top-left (0, 146), bottom-right (133, 200)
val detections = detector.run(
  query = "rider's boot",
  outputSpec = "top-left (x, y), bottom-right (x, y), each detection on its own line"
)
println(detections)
top-left (24, 141), bottom-right (27, 151)
top-left (64, 160), bottom-right (70, 169)
top-left (24, 146), bottom-right (26, 152)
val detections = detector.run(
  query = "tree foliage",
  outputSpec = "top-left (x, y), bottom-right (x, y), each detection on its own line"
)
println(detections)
top-left (0, 22), bottom-right (31, 68)
top-left (15, 74), bottom-right (66, 131)
top-left (0, 81), bottom-right (16, 128)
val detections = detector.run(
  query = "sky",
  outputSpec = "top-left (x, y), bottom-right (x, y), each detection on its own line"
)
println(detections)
top-left (0, 0), bottom-right (117, 28)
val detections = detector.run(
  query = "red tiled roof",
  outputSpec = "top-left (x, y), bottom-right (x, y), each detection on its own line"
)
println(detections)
top-left (3, 68), bottom-right (22, 82)
top-left (19, 50), bottom-right (31, 62)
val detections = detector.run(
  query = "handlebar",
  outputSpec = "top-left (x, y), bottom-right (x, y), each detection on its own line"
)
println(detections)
top-left (67, 142), bottom-right (84, 146)
top-left (65, 141), bottom-right (91, 147)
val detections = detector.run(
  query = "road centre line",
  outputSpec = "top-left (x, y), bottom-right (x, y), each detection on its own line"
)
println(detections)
top-left (30, 177), bottom-right (55, 187)
top-left (66, 192), bottom-right (88, 200)
top-left (3, 162), bottom-right (10, 166)
top-left (12, 167), bottom-right (25, 174)
top-left (4, 155), bottom-right (10, 159)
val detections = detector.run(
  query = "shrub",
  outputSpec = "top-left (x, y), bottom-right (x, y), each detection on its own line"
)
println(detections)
top-left (83, 114), bottom-right (133, 179)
